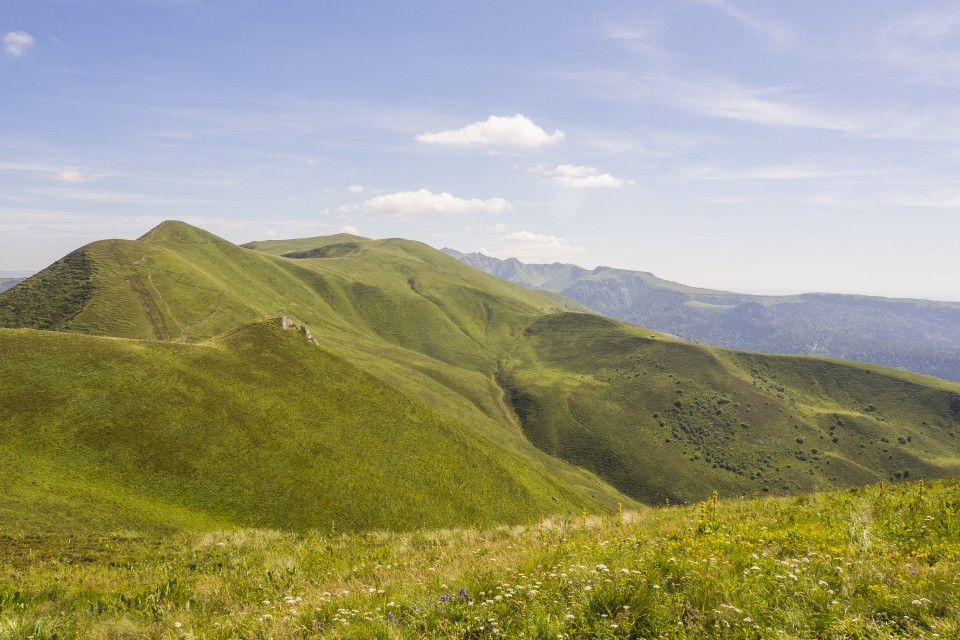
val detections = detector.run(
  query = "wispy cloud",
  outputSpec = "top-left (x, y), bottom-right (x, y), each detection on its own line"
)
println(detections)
top-left (570, 69), bottom-right (943, 140)
top-left (3, 31), bottom-right (34, 57)
top-left (416, 114), bottom-right (565, 148)
top-left (0, 162), bottom-right (103, 184)
top-left (681, 164), bottom-right (866, 182)
top-left (698, 0), bottom-right (792, 46)
top-left (364, 189), bottom-right (511, 220)
top-left (881, 189), bottom-right (960, 209)
top-left (876, 6), bottom-right (960, 84)
top-left (603, 22), bottom-right (670, 60)
top-left (485, 230), bottom-right (584, 262)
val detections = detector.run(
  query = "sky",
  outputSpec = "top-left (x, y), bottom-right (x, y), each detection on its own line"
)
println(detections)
top-left (3, 1), bottom-right (960, 300)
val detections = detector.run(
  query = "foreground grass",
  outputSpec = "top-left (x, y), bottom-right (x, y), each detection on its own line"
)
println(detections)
top-left (2, 480), bottom-right (959, 638)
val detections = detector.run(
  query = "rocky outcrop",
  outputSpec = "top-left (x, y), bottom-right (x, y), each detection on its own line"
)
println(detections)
top-left (280, 315), bottom-right (318, 345)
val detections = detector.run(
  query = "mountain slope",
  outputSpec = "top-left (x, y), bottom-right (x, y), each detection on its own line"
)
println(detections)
top-left (501, 312), bottom-right (960, 504)
top-left (444, 249), bottom-right (960, 382)
top-left (2, 221), bottom-right (960, 534)
top-left (0, 319), bottom-right (607, 534)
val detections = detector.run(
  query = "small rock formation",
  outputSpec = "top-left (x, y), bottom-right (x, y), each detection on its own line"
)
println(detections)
top-left (300, 324), bottom-right (319, 345)
top-left (280, 315), bottom-right (319, 345)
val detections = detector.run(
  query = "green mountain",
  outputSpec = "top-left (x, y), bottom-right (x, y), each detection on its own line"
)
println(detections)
top-left (443, 249), bottom-right (960, 382)
top-left (2, 221), bottom-right (960, 534)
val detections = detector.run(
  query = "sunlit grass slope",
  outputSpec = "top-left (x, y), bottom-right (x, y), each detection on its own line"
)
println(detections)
top-left (3, 220), bottom-right (960, 524)
top-left (501, 312), bottom-right (960, 504)
top-left (2, 479), bottom-right (959, 638)
top-left (0, 319), bottom-right (607, 534)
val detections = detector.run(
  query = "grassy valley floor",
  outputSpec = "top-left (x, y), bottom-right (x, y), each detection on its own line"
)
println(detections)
top-left (2, 479), bottom-right (959, 639)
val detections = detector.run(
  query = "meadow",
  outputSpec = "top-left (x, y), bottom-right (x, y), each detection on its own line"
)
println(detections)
top-left (2, 479), bottom-right (958, 639)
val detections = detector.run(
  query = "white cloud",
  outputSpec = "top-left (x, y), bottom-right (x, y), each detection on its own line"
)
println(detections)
top-left (416, 114), bottom-right (565, 148)
top-left (265, 229), bottom-right (277, 237)
top-left (493, 222), bottom-right (505, 232)
top-left (339, 224), bottom-right (360, 235)
top-left (348, 184), bottom-right (365, 193)
top-left (548, 164), bottom-right (631, 189)
top-left (54, 170), bottom-right (89, 184)
top-left (698, 0), bottom-right (792, 46)
top-left (3, 31), bottom-right (34, 57)
top-left (488, 230), bottom-right (585, 263)
top-left (363, 189), bottom-right (511, 220)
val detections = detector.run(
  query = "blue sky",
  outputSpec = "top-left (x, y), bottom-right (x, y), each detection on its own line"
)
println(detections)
top-left (3, 1), bottom-right (960, 299)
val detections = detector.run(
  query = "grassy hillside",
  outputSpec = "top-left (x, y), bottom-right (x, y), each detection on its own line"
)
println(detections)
top-left (3, 220), bottom-right (960, 536)
top-left (501, 312), bottom-right (960, 505)
top-left (0, 319), bottom-right (611, 534)
top-left (2, 479), bottom-right (959, 638)
top-left (446, 250), bottom-right (960, 382)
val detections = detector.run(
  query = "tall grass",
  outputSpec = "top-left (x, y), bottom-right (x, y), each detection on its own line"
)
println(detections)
top-left (1, 479), bottom-right (958, 638)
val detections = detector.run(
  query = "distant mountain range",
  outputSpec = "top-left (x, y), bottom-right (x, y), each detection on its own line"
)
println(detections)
top-left (442, 249), bottom-right (960, 383)
top-left (0, 277), bottom-right (26, 293)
